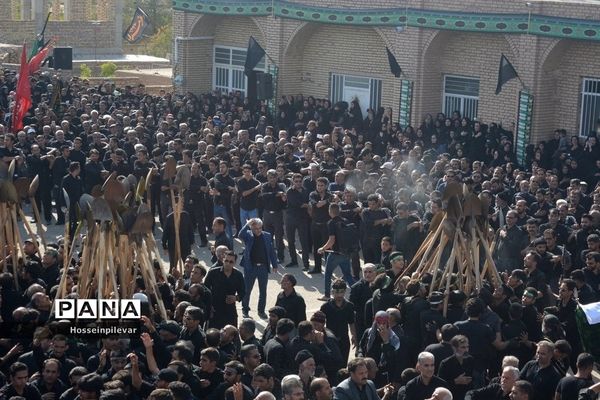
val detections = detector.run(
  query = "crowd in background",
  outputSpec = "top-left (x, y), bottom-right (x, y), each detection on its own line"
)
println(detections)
top-left (0, 68), bottom-right (599, 400)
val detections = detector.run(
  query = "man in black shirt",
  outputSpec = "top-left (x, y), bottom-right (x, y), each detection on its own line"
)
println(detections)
top-left (317, 204), bottom-right (356, 300)
top-left (285, 173), bottom-right (311, 269)
top-left (204, 251), bottom-right (245, 329)
top-left (309, 177), bottom-right (334, 274)
top-left (52, 145), bottom-right (71, 225)
top-left (263, 318), bottom-right (295, 380)
top-left (84, 149), bottom-right (106, 194)
top-left (260, 170), bottom-right (287, 262)
top-left (61, 162), bottom-right (84, 235)
top-left (555, 352), bottom-right (594, 400)
top-left (274, 273), bottom-right (306, 326)
top-left (188, 162), bottom-right (210, 246)
top-left (211, 161), bottom-right (236, 238)
top-left (197, 347), bottom-right (224, 399)
top-left (237, 164), bottom-right (261, 224)
top-left (519, 340), bottom-right (562, 400)
top-left (403, 352), bottom-right (448, 400)
top-left (0, 362), bottom-right (42, 400)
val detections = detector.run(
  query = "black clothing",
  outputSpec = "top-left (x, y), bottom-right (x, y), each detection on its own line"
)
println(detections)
top-left (237, 177), bottom-right (260, 210)
top-left (275, 290), bottom-right (306, 326)
top-left (424, 342), bottom-right (454, 374)
top-left (403, 375), bottom-right (448, 400)
top-left (438, 354), bottom-right (475, 400)
top-left (519, 360), bottom-right (562, 400)
top-left (464, 383), bottom-right (509, 400)
top-left (204, 267), bottom-right (246, 329)
top-left (263, 337), bottom-right (293, 379)
top-left (555, 375), bottom-right (593, 400)
top-left (454, 319), bottom-right (495, 370)
top-left (0, 383), bottom-right (42, 400)
top-left (196, 368), bottom-right (224, 399)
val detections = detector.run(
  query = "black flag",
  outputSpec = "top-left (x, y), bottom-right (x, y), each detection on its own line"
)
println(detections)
top-left (495, 54), bottom-right (519, 95)
top-left (244, 36), bottom-right (266, 76)
top-left (386, 47), bottom-right (402, 78)
top-left (124, 7), bottom-right (151, 44)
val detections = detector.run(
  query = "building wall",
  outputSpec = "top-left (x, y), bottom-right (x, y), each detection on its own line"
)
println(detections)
top-left (175, 0), bottom-right (600, 144)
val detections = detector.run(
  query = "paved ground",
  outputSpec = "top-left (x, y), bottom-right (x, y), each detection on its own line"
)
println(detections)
top-left (21, 202), bottom-right (339, 334)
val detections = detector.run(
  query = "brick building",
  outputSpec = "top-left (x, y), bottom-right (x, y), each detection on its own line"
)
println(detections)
top-left (173, 0), bottom-right (600, 146)
top-left (0, 0), bottom-right (123, 58)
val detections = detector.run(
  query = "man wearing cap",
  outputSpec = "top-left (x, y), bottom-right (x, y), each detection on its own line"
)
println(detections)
top-left (386, 252), bottom-right (406, 280)
top-left (295, 350), bottom-right (316, 397)
top-left (420, 292), bottom-right (447, 348)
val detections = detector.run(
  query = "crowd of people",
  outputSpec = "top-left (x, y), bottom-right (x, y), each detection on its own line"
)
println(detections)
top-left (0, 67), bottom-right (599, 400)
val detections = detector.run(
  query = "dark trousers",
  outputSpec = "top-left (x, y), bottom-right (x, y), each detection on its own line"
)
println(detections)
top-left (53, 186), bottom-right (65, 223)
top-left (68, 202), bottom-right (78, 236)
top-left (150, 189), bottom-right (162, 227)
top-left (35, 187), bottom-right (53, 222)
top-left (242, 265), bottom-right (268, 313)
top-left (285, 214), bottom-right (310, 267)
top-left (362, 239), bottom-right (381, 264)
top-left (311, 221), bottom-right (329, 272)
top-left (189, 201), bottom-right (207, 243)
top-left (263, 210), bottom-right (284, 259)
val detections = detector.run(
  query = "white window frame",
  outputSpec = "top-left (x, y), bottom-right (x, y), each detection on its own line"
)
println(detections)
top-left (213, 45), bottom-right (266, 96)
top-left (580, 77), bottom-right (600, 137)
top-left (330, 73), bottom-right (382, 112)
top-left (442, 74), bottom-right (480, 120)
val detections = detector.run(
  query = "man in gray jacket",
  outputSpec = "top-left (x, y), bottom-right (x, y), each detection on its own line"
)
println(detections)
top-left (333, 357), bottom-right (380, 400)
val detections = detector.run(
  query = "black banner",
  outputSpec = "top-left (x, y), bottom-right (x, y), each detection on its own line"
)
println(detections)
top-left (495, 54), bottom-right (519, 95)
top-left (244, 36), bottom-right (266, 75)
top-left (124, 7), bottom-right (151, 44)
top-left (386, 47), bottom-right (402, 78)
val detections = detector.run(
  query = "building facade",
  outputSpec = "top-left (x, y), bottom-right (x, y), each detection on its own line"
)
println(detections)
top-left (173, 0), bottom-right (600, 145)
top-left (0, 0), bottom-right (123, 58)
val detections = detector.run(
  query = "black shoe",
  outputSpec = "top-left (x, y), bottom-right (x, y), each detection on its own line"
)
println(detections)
top-left (285, 262), bottom-right (298, 268)
top-left (242, 311), bottom-right (250, 318)
top-left (308, 269), bottom-right (322, 274)
top-left (258, 311), bottom-right (268, 319)
top-left (278, 256), bottom-right (285, 263)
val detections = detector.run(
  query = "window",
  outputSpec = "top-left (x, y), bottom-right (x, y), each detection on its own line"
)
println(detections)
top-left (443, 75), bottom-right (480, 120)
top-left (213, 46), bottom-right (266, 95)
top-left (580, 78), bottom-right (600, 136)
top-left (330, 73), bottom-right (382, 116)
